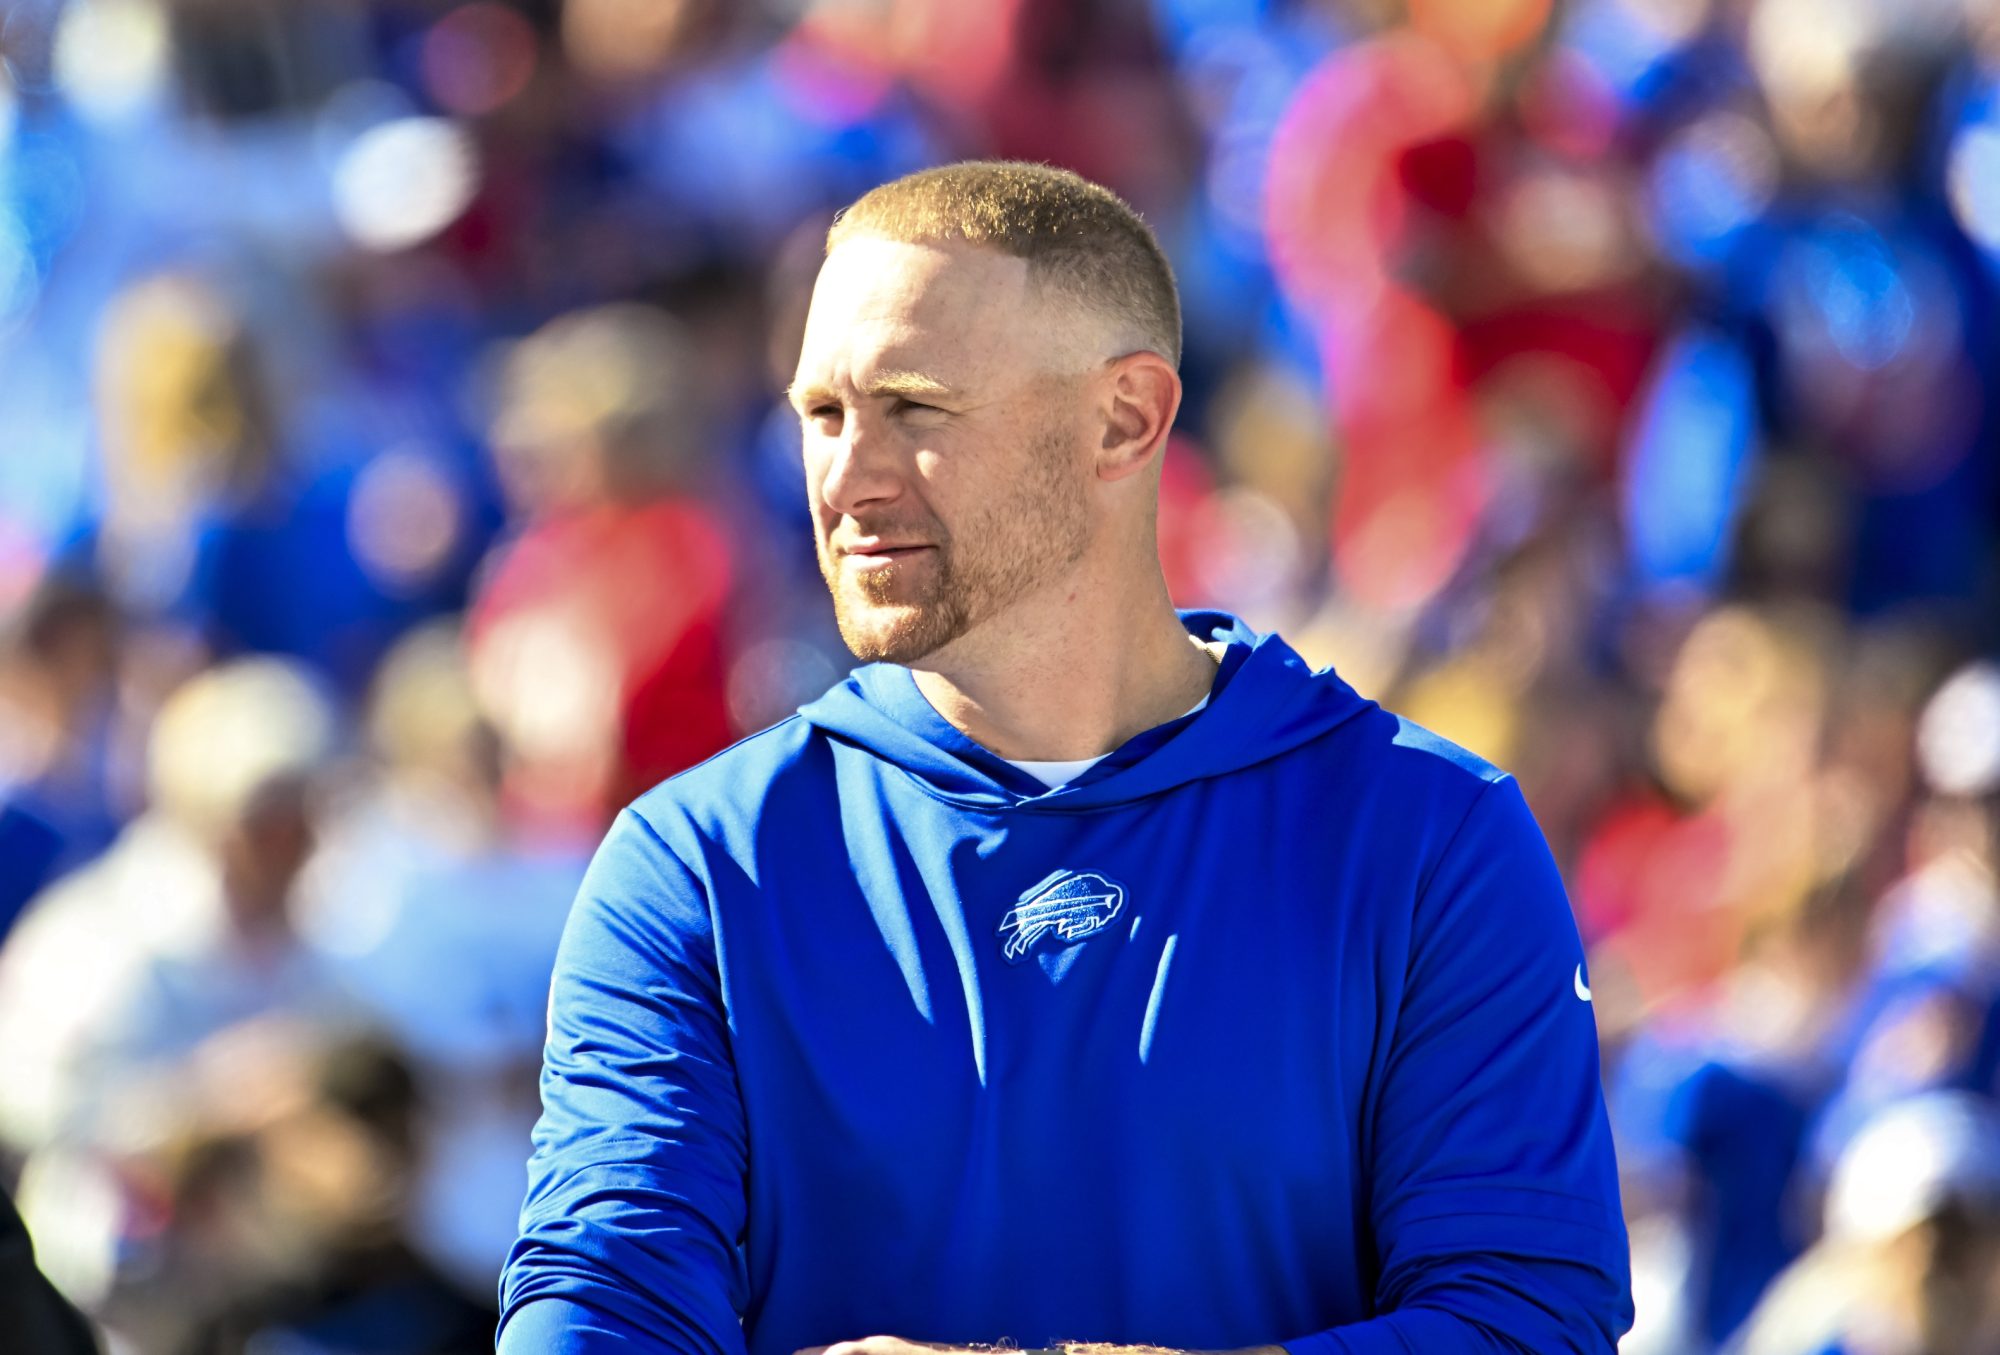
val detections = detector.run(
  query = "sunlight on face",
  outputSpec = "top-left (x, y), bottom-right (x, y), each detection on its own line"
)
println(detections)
top-left (792, 237), bottom-right (1095, 664)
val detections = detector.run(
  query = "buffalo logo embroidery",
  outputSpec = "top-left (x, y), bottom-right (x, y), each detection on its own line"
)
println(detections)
top-left (997, 869), bottom-right (1127, 964)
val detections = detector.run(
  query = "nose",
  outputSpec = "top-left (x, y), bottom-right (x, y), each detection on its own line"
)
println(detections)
top-left (814, 411), bottom-right (901, 520)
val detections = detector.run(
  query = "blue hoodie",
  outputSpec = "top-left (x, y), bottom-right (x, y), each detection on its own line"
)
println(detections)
top-left (499, 611), bottom-right (1633, 1355)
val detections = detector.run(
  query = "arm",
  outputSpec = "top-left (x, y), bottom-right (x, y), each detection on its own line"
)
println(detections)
top-left (499, 808), bottom-right (749, 1355)
top-left (1291, 774), bottom-right (1632, 1355)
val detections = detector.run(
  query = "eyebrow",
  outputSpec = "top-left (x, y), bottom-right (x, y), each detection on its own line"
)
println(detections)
top-left (866, 370), bottom-right (956, 400)
top-left (786, 370), bottom-right (959, 409)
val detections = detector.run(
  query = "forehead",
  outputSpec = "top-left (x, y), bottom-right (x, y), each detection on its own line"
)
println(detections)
top-left (796, 236), bottom-right (1038, 387)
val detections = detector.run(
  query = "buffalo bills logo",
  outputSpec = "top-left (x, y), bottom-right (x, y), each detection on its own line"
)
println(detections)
top-left (997, 870), bottom-right (1126, 964)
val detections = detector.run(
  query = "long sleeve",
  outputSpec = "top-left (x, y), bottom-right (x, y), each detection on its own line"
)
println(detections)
top-left (499, 808), bottom-right (750, 1355)
top-left (1285, 776), bottom-right (1633, 1355)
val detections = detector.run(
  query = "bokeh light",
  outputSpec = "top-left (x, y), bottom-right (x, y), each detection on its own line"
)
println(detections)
top-left (1495, 163), bottom-right (1636, 292)
top-left (50, 0), bottom-right (168, 124)
top-left (1776, 221), bottom-right (1919, 374)
top-left (421, 4), bottom-right (539, 118)
top-left (1947, 120), bottom-right (2000, 257)
top-left (331, 117), bottom-right (480, 252)
top-left (1825, 1094), bottom-right (2000, 1243)
top-left (1646, 110), bottom-right (1780, 267)
top-left (1769, 216), bottom-right (1976, 492)
top-left (346, 448), bottom-right (469, 596)
top-left (1916, 663), bottom-right (2000, 798)
top-left (1622, 329), bottom-right (1758, 591)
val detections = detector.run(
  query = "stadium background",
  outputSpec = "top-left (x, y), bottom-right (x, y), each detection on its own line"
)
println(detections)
top-left (0, 0), bottom-right (1998, 1350)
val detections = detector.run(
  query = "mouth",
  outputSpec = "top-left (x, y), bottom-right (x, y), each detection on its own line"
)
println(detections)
top-left (840, 544), bottom-right (935, 568)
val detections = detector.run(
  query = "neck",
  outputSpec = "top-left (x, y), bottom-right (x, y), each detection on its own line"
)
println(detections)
top-left (909, 558), bottom-right (1215, 763)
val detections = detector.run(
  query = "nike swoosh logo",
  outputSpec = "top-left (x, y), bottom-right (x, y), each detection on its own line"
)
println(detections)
top-left (1574, 964), bottom-right (1592, 1002)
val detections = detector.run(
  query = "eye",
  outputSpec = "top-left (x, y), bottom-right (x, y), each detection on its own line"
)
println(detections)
top-left (804, 403), bottom-right (843, 427)
top-left (892, 398), bottom-right (942, 417)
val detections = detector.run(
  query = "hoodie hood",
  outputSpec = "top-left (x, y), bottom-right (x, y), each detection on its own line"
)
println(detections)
top-left (796, 610), bottom-right (1374, 813)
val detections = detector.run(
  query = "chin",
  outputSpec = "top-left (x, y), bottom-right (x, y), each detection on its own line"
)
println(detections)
top-left (834, 595), bottom-right (967, 665)
top-left (836, 610), bottom-right (939, 665)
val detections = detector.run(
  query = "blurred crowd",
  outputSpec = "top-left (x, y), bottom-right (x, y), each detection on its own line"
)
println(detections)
top-left (0, 0), bottom-right (1997, 1351)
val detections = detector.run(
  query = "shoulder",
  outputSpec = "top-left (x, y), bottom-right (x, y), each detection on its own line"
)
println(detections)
top-left (1319, 700), bottom-right (1514, 811)
top-left (562, 716), bottom-right (832, 944)
top-left (1368, 707), bottom-right (1504, 791)
top-left (624, 714), bottom-right (829, 847)
top-left (1268, 697), bottom-right (1543, 897)
top-left (1375, 711), bottom-right (1511, 788)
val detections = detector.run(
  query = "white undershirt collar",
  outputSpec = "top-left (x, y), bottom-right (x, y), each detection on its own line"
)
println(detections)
top-left (1001, 692), bottom-right (1210, 790)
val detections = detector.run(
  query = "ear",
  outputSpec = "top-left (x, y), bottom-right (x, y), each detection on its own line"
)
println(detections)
top-left (1094, 351), bottom-right (1182, 483)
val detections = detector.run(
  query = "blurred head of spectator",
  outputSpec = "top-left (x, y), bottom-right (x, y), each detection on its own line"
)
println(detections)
top-left (1736, 1094), bottom-right (2000, 1355)
top-left (148, 1024), bottom-right (417, 1295)
top-left (487, 302), bottom-right (706, 519)
top-left (95, 272), bottom-right (272, 516)
top-left (1652, 604), bottom-right (1834, 809)
top-left (88, 271), bottom-right (280, 632)
top-left (562, 0), bottom-right (727, 86)
top-left (146, 657), bottom-right (333, 940)
top-left (361, 619), bottom-right (502, 841)
top-left (1748, 0), bottom-right (1959, 183)
top-left (85, 1023), bottom-right (494, 1353)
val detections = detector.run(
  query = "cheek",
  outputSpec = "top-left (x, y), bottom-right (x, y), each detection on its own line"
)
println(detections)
top-left (800, 443), bottom-right (834, 513)
top-left (905, 446), bottom-right (961, 531)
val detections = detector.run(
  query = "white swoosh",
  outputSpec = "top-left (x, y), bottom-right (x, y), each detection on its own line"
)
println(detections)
top-left (1574, 964), bottom-right (1592, 1002)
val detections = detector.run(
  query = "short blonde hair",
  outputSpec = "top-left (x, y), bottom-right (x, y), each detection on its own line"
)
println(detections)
top-left (827, 161), bottom-right (1182, 367)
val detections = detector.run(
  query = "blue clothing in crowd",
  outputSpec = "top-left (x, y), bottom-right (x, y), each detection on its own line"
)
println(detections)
top-left (499, 611), bottom-right (1633, 1354)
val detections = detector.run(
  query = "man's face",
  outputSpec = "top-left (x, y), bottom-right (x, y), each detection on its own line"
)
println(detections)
top-left (791, 236), bottom-right (1094, 664)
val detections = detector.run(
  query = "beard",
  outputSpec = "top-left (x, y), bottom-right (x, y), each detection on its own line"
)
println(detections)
top-left (818, 418), bottom-right (1090, 665)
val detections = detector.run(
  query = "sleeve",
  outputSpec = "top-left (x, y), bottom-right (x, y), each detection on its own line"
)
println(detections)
top-left (498, 808), bottom-right (750, 1355)
top-left (1284, 776), bottom-right (1634, 1355)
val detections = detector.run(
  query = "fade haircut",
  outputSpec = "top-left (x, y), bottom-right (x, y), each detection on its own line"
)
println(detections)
top-left (826, 161), bottom-right (1183, 368)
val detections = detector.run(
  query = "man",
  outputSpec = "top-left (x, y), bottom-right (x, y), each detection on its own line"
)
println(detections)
top-left (500, 162), bottom-right (1632, 1355)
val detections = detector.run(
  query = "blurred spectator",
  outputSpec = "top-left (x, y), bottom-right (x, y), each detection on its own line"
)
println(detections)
top-left (468, 302), bottom-right (736, 840)
top-left (1614, 892), bottom-right (1859, 1353)
top-left (1730, 1094), bottom-right (2000, 1355)
top-left (90, 271), bottom-right (475, 695)
top-left (299, 620), bottom-right (583, 1298)
top-left (0, 572), bottom-right (122, 939)
top-left (0, 657), bottom-right (345, 1153)
top-left (87, 1026), bottom-right (492, 1355)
